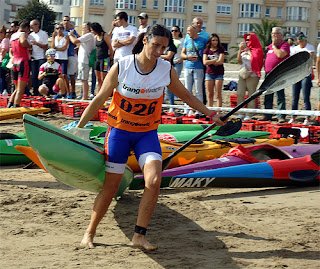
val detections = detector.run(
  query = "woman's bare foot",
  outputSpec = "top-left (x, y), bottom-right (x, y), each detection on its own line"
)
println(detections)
top-left (131, 233), bottom-right (158, 251)
top-left (80, 232), bottom-right (95, 248)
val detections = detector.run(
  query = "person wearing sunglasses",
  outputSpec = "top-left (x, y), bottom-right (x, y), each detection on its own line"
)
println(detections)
top-left (38, 48), bottom-right (66, 99)
top-left (236, 33), bottom-right (264, 121)
top-left (52, 23), bottom-right (69, 94)
top-left (62, 16), bottom-right (79, 99)
top-left (289, 32), bottom-right (315, 125)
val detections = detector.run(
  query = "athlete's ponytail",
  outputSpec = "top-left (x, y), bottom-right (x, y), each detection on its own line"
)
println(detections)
top-left (132, 24), bottom-right (172, 54)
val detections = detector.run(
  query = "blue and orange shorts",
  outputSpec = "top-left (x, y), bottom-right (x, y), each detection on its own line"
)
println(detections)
top-left (104, 126), bottom-right (162, 174)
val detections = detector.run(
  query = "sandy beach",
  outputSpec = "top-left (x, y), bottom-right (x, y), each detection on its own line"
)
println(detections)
top-left (0, 63), bottom-right (319, 268)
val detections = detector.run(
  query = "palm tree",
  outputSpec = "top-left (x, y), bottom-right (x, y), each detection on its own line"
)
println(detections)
top-left (228, 18), bottom-right (281, 62)
top-left (251, 19), bottom-right (279, 53)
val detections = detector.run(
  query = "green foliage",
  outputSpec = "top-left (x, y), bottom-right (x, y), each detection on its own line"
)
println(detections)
top-left (227, 19), bottom-right (281, 63)
top-left (16, 0), bottom-right (56, 35)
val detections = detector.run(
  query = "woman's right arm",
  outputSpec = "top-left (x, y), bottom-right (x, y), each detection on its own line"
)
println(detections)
top-left (237, 42), bottom-right (244, 64)
top-left (77, 63), bottom-right (119, 128)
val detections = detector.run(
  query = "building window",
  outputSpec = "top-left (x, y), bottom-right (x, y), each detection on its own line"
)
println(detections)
top-left (56, 12), bottom-right (63, 22)
top-left (153, 0), bottom-right (158, 10)
top-left (216, 23), bottom-right (231, 35)
top-left (153, 20), bottom-right (157, 25)
top-left (317, 31), bottom-right (320, 40)
top-left (217, 3), bottom-right (231, 15)
top-left (193, 5), bottom-right (203, 13)
top-left (141, 0), bottom-right (146, 9)
top-left (163, 18), bottom-right (185, 33)
top-left (277, 8), bottom-right (282, 18)
top-left (287, 7), bottom-right (309, 22)
top-left (239, 4), bottom-right (261, 18)
top-left (89, 14), bottom-right (104, 25)
top-left (90, 0), bottom-right (104, 6)
top-left (71, 0), bottom-right (82, 6)
top-left (286, 27), bottom-right (308, 37)
top-left (164, 0), bottom-right (186, 13)
top-left (50, 0), bottom-right (63, 5)
top-left (115, 0), bottom-right (137, 10)
top-left (128, 16), bottom-right (136, 26)
top-left (265, 7), bottom-right (270, 17)
top-left (238, 23), bottom-right (253, 37)
top-left (70, 17), bottom-right (82, 26)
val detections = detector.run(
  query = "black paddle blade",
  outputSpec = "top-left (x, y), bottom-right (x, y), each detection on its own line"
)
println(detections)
top-left (215, 118), bottom-right (242, 137)
top-left (0, 133), bottom-right (21, 140)
top-left (289, 169), bottom-right (320, 182)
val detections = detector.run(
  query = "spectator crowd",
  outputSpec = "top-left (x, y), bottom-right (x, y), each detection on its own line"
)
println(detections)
top-left (0, 12), bottom-right (319, 124)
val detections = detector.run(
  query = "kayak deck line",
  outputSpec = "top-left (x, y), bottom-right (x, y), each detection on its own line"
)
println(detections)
top-left (23, 118), bottom-right (104, 155)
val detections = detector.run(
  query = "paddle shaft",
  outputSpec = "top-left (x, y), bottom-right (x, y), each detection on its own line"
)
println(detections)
top-left (162, 90), bottom-right (262, 170)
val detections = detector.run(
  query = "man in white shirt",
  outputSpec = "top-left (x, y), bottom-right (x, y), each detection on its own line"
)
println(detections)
top-left (112, 12), bottom-right (137, 63)
top-left (69, 22), bottom-right (95, 100)
top-left (29, 19), bottom-right (48, 96)
top-left (137, 12), bottom-right (150, 35)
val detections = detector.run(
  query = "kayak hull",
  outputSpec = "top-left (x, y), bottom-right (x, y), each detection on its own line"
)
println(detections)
top-left (130, 144), bottom-right (319, 189)
top-left (169, 153), bottom-right (319, 187)
top-left (23, 114), bottom-right (133, 198)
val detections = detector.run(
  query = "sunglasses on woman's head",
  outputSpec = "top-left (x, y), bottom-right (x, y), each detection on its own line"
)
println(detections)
top-left (171, 30), bottom-right (178, 32)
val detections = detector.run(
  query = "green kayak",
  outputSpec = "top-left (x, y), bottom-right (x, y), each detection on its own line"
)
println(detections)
top-left (23, 114), bottom-right (133, 198)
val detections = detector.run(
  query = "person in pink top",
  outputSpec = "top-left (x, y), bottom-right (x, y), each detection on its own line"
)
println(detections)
top-left (0, 25), bottom-right (10, 93)
top-left (7, 20), bottom-right (32, 108)
top-left (261, 27), bottom-right (289, 122)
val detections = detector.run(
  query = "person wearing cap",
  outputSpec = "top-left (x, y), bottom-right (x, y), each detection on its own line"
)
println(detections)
top-left (137, 12), bottom-right (149, 34)
top-left (38, 48), bottom-right (66, 99)
top-left (289, 32), bottom-right (314, 125)
top-left (112, 12), bottom-right (137, 63)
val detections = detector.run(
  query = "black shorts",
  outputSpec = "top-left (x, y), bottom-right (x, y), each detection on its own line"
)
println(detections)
top-left (95, 58), bottom-right (110, 72)
top-left (12, 60), bottom-right (29, 83)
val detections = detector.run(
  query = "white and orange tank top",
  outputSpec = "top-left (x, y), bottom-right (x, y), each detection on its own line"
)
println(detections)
top-left (107, 54), bottom-right (171, 132)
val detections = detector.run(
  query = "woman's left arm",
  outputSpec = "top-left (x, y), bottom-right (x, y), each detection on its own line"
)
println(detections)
top-left (167, 67), bottom-right (226, 126)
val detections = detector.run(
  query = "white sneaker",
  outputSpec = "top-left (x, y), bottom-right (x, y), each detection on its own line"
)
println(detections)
top-left (288, 118), bottom-right (296, 124)
top-left (303, 118), bottom-right (311, 126)
top-left (168, 107), bottom-right (174, 113)
top-left (243, 116), bottom-right (251, 121)
top-left (90, 94), bottom-right (95, 100)
top-left (237, 114), bottom-right (245, 120)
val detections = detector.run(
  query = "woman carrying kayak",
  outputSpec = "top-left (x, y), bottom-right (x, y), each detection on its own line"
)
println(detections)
top-left (75, 24), bottom-right (226, 251)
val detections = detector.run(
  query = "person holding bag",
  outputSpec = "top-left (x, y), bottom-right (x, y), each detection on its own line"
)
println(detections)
top-left (0, 25), bottom-right (10, 93)
top-left (237, 33), bottom-right (264, 121)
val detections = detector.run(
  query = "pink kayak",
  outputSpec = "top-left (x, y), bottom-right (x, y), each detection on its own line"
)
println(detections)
top-left (130, 144), bottom-right (320, 189)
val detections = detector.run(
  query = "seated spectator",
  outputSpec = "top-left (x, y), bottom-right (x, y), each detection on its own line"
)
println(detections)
top-left (38, 48), bottom-right (66, 99)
